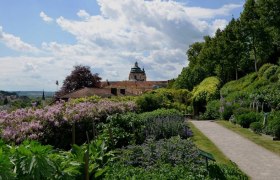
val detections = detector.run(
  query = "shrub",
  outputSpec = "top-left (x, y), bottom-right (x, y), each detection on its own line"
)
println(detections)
top-left (136, 88), bottom-right (191, 112)
top-left (262, 65), bottom-right (278, 80)
top-left (136, 93), bottom-right (163, 112)
top-left (221, 103), bottom-right (235, 120)
top-left (250, 122), bottom-right (263, 134)
top-left (103, 109), bottom-right (192, 147)
top-left (236, 112), bottom-right (261, 128)
top-left (202, 100), bottom-right (220, 120)
top-left (267, 111), bottom-right (280, 139)
top-left (258, 63), bottom-right (274, 78)
top-left (0, 99), bottom-right (137, 149)
top-left (208, 163), bottom-right (248, 180)
top-left (105, 162), bottom-right (205, 180)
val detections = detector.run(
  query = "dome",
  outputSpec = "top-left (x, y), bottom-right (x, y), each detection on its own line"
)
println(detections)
top-left (130, 62), bottom-right (144, 73)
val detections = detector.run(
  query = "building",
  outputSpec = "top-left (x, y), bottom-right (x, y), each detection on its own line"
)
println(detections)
top-left (128, 62), bottom-right (146, 81)
top-left (59, 62), bottom-right (168, 99)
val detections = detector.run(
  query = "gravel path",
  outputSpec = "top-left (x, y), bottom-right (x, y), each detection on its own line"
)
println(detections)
top-left (191, 120), bottom-right (280, 180)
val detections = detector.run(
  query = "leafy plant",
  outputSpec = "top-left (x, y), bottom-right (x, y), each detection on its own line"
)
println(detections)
top-left (250, 122), bottom-right (263, 134)
top-left (10, 141), bottom-right (56, 180)
top-left (202, 100), bottom-right (220, 120)
top-left (236, 112), bottom-right (261, 128)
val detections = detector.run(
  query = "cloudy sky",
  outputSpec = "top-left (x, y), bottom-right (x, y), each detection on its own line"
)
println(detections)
top-left (0, 0), bottom-right (244, 91)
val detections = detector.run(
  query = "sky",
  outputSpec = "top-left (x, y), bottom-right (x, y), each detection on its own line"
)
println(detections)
top-left (0, 0), bottom-right (244, 91)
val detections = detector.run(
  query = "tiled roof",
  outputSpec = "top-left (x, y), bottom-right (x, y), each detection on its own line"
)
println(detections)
top-left (61, 87), bottom-right (113, 98)
top-left (101, 81), bottom-right (168, 89)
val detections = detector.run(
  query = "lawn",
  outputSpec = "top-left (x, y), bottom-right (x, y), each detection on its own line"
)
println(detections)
top-left (217, 120), bottom-right (280, 156)
top-left (188, 121), bottom-right (234, 166)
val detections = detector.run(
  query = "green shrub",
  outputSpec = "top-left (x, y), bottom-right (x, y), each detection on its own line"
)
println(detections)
top-left (233, 107), bottom-right (251, 117)
top-left (221, 104), bottom-right (235, 120)
top-left (258, 63), bottom-right (274, 77)
top-left (192, 76), bottom-right (220, 103)
top-left (105, 137), bottom-right (207, 179)
top-left (202, 100), bottom-right (220, 120)
top-left (208, 163), bottom-right (248, 180)
top-left (136, 93), bottom-right (163, 112)
top-left (105, 162), bottom-right (205, 180)
top-left (250, 122), bottom-right (263, 134)
top-left (136, 88), bottom-right (191, 112)
top-left (267, 111), bottom-right (280, 139)
top-left (262, 65), bottom-right (278, 80)
top-left (236, 112), bottom-right (261, 128)
top-left (103, 109), bottom-right (192, 147)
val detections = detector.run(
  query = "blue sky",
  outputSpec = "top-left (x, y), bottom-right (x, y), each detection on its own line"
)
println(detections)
top-left (0, 0), bottom-right (244, 91)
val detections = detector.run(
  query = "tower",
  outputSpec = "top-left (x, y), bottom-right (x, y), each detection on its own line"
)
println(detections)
top-left (129, 62), bottom-right (146, 81)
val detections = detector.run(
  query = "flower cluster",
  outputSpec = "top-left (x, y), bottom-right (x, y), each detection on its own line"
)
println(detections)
top-left (0, 100), bottom-right (137, 143)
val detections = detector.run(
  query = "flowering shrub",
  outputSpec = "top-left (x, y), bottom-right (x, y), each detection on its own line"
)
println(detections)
top-left (0, 100), bottom-right (137, 146)
top-left (103, 109), bottom-right (193, 148)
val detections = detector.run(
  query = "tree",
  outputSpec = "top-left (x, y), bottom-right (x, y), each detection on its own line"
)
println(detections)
top-left (240, 0), bottom-right (272, 72)
top-left (3, 97), bottom-right (8, 105)
top-left (57, 65), bottom-right (102, 96)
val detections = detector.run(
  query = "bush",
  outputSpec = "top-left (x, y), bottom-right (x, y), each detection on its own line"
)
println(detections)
top-left (267, 111), bottom-right (280, 139)
top-left (221, 104), bottom-right (235, 120)
top-left (236, 112), bottom-right (261, 128)
top-left (136, 89), bottom-right (191, 112)
top-left (105, 137), bottom-right (207, 179)
top-left (103, 109), bottom-right (192, 147)
top-left (136, 93), bottom-right (163, 112)
top-left (250, 122), bottom-right (263, 134)
top-left (202, 100), bottom-right (220, 120)
top-left (208, 163), bottom-right (248, 180)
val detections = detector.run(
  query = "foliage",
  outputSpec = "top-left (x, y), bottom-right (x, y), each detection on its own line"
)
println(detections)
top-left (10, 141), bottom-right (56, 180)
top-left (236, 112), bottom-right (261, 128)
top-left (57, 65), bottom-right (102, 96)
top-left (267, 111), bottom-right (280, 138)
top-left (191, 77), bottom-right (220, 115)
top-left (0, 136), bottom-right (115, 180)
top-left (136, 88), bottom-right (191, 112)
top-left (106, 137), bottom-right (207, 179)
top-left (105, 162), bottom-right (205, 180)
top-left (192, 77), bottom-right (220, 103)
top-left (208, 163), bottom-right (248, 180)
top-left (250, 122), bottom-right (263, 134)
top-left (202, 100), bottom-right (220, 120)
top-left (103, 109), bottom-right (192, 147)
top-left (0, 99), bottom-right (137, 148)
top-left (136, 93), bottom-right (163, 112)
top-left (174, 0), bottom-right (280, 91)
top-left (0, 140), bottom-right (15, 180)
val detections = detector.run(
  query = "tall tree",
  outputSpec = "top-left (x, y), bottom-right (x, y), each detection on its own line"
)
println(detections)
top-left (240, 0), bottom-right (271, 72)
top-left (257, 0), bottom-right (280, 63)
top-left (57, 65), bottom-right (102, 96)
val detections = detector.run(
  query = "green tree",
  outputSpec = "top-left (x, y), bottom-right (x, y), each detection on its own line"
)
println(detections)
top-left (240, 0), bottom-right (272, 72)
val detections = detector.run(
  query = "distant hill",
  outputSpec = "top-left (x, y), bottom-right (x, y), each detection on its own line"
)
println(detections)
top-left (0, 90), bottom-right (17, 96)
top-left (13, 91), bottom-right (55, 98)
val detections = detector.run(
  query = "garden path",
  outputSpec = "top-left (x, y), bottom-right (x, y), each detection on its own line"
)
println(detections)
top-left (190, 120), bottom-right (280, 180)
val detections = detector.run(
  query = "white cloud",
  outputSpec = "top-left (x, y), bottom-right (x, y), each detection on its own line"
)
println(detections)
top-left (184, 4), bottom-right (242, 20)
top-left (0, 26), bottom-right (39, 53)
top-left (40, 11), bottom-right (53, 23)
top-left (77, 10), bottom-right (90, 19)
top-left (0, 0), bottom-right (243, 91)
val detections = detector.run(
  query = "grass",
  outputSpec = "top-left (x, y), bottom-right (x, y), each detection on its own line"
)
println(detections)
top-left (188, 121), bottom-right (233, 166)
top-left (217, 120), bottom-right (280, 156)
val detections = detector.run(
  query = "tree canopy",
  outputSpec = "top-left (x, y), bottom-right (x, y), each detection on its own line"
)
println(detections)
top-left (57, 65), bottom-right (102, 96)
top-left (174, 0), bottom-right (280, 90)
